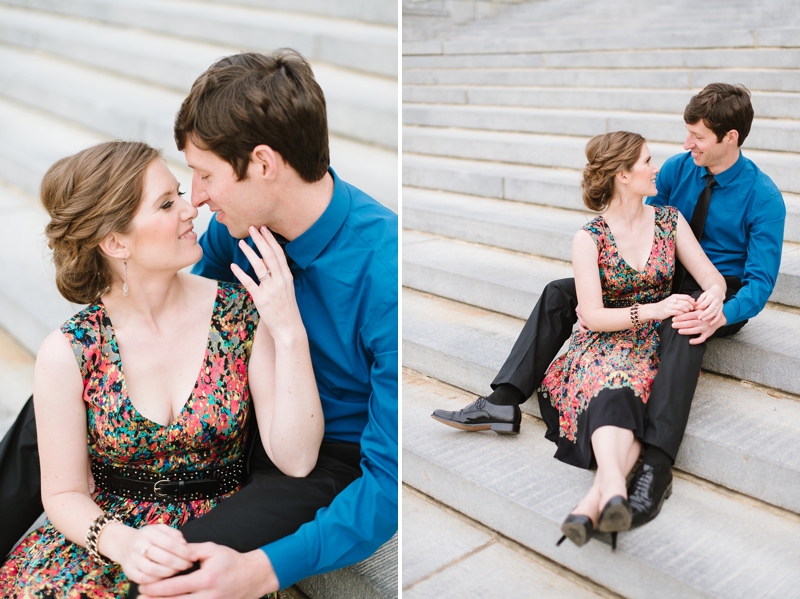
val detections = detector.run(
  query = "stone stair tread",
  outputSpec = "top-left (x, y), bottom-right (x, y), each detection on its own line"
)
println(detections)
top-left (403, 188), bottom-right (800, 306)
top-left (402, 66), bottom-right (800, 93)
top-left (403, 47), bottom-right (800, 70)
top-left (403, 367), bottom-right (800, 599)
top-left (0, 9), bottom-right (397, 149)
top-left (402, 125), bottom-right (800, 194)
top-left (403, 103), bottom-right (800, 153)
top-left (0, 0), bottom-right (396, 78)
top-left (207, 0), bottom-right (397, 26)
top-left (402, 489), bottom-right (605, 598)
top-left (402, 85), bottom-right (800, 121)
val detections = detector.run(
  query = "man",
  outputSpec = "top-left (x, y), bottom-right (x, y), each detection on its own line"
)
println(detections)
top-left (432, 83), bottom-right (785, 527)
top-left (0, 50), bottom-right (398, 598)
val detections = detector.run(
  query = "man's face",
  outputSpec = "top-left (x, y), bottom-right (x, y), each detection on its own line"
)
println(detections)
top-left (184, 139), bottom-right (266, 239)
top-left (683, 120), bottom-right (735, 173)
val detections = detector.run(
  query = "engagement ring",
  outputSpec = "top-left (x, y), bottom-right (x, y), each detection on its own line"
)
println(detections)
top-left (259, 271), bottom-right (271, 281)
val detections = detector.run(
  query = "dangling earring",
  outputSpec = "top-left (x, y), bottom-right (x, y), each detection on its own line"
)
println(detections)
top-left (123, 261), bottom-right (129, 297)
top-left (623, 182), bottom-right (629, 204)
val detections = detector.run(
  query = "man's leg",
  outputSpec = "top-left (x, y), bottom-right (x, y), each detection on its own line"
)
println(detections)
top-left (431, 278), bottom-right (577, 433)
top-left (630, 278), bottom-right (746, 526)
top-left (127, 439), bottom-right (362, 597)
top-left (0, 396), bottom-right (44, 559)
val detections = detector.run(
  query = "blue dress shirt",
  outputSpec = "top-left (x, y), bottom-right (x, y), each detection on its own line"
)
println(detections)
top-left (647, 151), bottom-right (785, 325)
top-left (192, 168), bottom-right (398, 588)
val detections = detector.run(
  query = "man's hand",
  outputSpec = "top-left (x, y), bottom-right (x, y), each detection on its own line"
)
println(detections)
top-left (672, 308), bottom-right (727, 345)
top-left (137, 543), bottom-right (279, 599)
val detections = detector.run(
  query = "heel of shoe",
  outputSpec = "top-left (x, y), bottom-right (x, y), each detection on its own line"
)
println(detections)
top-left (491, 422), bottom-right (520, 435)
top-left (665, 482), bottom-right (673, 500)
top-left (610, 532), bottom-right (617, 551)
top-left (556, 535), bottom-right (567, 547)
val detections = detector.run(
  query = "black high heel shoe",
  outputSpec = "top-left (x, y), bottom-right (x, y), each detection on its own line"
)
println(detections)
top-left (556, 513), bottom-right (594, 548)
top-left (597, 495), bottom-right (632, 550)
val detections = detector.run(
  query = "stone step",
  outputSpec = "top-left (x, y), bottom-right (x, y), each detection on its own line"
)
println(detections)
top-left (0, 321), bottom-right (35, 439)
top-left (403, 47), bottom-right (800, 70)
top-left (403, 366), bottom-right (800, 599)
top-left (0, 0), bottom-right (397, 78)
top-left (402, 126), bottom-right (800, 194)
top-left (402, 85), bottom-right (800, 121)
top-left (403, 103), bottom-right (800, 154)
top-left (402, 287), bottom-right (800, 513)
top-left (402, 487), bottom-right (607, 598)
top-left (0, 6), bottom-right (398, 150)
top-left (402, 153), bottom-right (800, 244)
top-left (403, 189), bottom-right (800, 311)
top-left (209, 0), bottom-right (397, 26)
top-left (402, 66), bottom-right (800, 93)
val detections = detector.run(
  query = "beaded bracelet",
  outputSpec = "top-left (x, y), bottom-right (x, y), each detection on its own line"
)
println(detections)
top-left (630, 303), bottom-right (641, 330)
top-left (86, 513), bottom-right (122, 564)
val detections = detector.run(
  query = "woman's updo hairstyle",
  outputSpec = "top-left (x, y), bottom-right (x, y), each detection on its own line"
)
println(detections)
top-left (581, 131), bottom-right (646, 212)
top-left (41, 141), bottom-right (161, 304)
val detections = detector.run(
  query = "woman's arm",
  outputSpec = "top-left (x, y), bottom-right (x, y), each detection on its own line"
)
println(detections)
top-left (671, 211), bottom-right (727, 322)
top-left (235, 226), bottom-right (324, 477)
top-left (573, 230), bottom-right (696, 332)
top-left (34, 330), bottom-right (194, 582)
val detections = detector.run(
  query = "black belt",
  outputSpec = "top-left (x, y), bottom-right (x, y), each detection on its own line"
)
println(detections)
top-left (91, 456), bottom-right (245, 502)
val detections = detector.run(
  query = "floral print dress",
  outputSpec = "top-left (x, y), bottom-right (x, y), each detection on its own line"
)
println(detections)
top-left (540, 206), bottom-right (677, 468)
top-left (0, 281), bottom-right (278, 599)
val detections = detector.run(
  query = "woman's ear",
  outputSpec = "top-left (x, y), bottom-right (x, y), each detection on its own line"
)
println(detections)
top-left (98, 232), bottom-right (129, 260)
top-left (616, 170), bottom-right (629, 186)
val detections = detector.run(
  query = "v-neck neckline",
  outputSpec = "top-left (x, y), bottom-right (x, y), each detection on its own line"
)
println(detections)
top-left (598, 209), bottom-right (658, 274)
top-left (99, 281), bottom-right (222, 429)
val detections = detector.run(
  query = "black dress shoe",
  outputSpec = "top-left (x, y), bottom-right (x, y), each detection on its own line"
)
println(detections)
top-left (627, 463), bottom-right (673, 528)
top-left (431, 397), bottom-right (521, 434)
top-left (557, 513), bottom-right (594, 547)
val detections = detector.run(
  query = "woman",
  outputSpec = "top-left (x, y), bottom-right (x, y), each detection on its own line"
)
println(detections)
top-left (541, 132), bottom-right (725, 549)
top-left (0, 141), bottom-right (322, 597)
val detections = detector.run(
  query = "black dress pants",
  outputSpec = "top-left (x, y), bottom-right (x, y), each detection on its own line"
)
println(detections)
top-left (492, 276), bottom-right (746, 462)
top-left (0, 401), bottom-right (363, 583)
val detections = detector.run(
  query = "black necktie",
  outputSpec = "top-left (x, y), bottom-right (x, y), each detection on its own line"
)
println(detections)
top-left (675, 173), bottom-right (716, 291)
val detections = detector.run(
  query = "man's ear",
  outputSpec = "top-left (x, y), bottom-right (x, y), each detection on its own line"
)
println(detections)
top-left (725, 130), bottom-right (740, 146)
top-left (250, 145), bottom-right (281, 181)
top-left (98, 232), bottom-right (129, 260)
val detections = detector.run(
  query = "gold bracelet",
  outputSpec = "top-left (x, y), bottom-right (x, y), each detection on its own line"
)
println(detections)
top-left (630, 303), bottom-right (641, 330)
top-left (86, 513), bottom-right (122, 564)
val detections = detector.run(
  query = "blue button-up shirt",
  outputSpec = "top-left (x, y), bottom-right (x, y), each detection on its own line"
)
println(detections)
top-left (647, 151), bottom-right (785, 325)
top-left (193, 168), bottom-right (398, 587)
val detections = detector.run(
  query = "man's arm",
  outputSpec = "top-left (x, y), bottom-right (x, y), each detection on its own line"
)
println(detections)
top-left (720, 192), bottom-right (785, 324)
top-left (262, 297), bottom-right (399, 588)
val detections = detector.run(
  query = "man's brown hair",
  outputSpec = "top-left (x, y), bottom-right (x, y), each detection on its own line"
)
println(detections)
top-left (175, 50), bottom-right (330, 183)
top-left (684, 83), bottom-right (754, 147)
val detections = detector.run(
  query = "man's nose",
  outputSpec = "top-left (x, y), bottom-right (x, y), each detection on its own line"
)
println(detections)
top-left (684, 135), bottom-right (694, 150)
top-left (190, 179), bottom-right (206, 208)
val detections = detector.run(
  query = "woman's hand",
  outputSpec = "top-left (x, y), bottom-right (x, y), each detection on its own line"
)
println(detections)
top-left (231, 226), bottom-right (306, 344)
top-left (101, 522), bottom-right (196, 584)
top-left (643, 294), bottom-right (696, 322)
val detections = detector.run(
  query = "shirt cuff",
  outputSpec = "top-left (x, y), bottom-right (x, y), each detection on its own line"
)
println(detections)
top-left (722, 300), bottom-right (740, 326)
top-left (260, 534), bottom-right (311, 590)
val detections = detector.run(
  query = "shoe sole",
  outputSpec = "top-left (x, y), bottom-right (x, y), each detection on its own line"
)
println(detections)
top-left (560, 521), bottom-right (591, 547)
top-left (630, 481), bottom-right (673, 529)
top-left (598, 501), bottom-right (633, 533)
top-left (430, 414), bottom-right (520, 435)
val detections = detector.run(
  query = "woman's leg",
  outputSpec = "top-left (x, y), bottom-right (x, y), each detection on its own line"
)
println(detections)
top-left (592, 426), bottom-right (639, 509)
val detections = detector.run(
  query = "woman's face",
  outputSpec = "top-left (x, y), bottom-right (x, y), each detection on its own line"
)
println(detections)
top-left (124, 159), bottom-right (202, 274)
top-left (623, 143), bottom-right (658, 199)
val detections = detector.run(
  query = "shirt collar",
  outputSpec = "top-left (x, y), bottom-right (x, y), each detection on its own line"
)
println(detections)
top-left (700, 150), bottom-right (745, 188)
top-left (284, 168), bottom-right (349, 270)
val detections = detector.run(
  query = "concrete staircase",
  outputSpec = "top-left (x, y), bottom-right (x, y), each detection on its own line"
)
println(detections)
top-left (402, 1), bottom-right (800, 597)
top-left (0, 2), bottom-right (397, 597)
